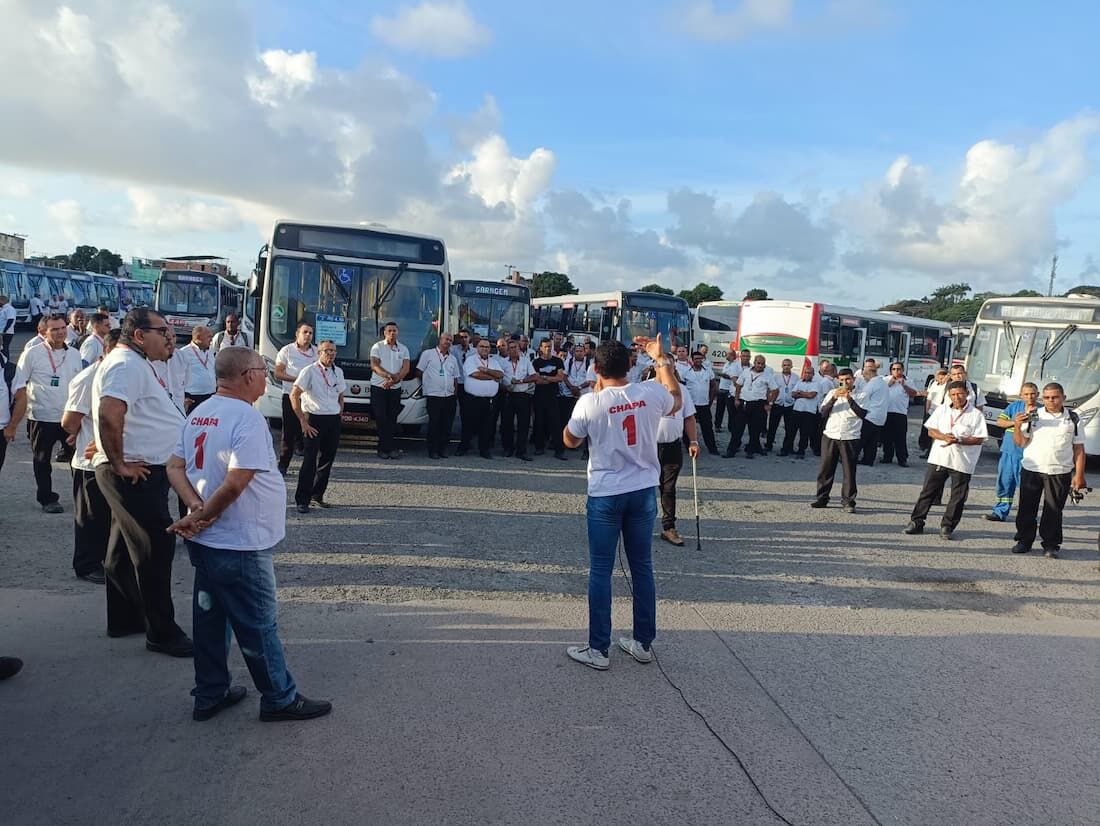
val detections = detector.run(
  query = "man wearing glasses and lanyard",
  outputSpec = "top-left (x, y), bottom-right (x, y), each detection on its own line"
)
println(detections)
top-left (415, 332), bottom-right (461, 459)
top-left (290, 341), bottom-right (346, 513)
top-left (92, 308), bottom-right (191, 657)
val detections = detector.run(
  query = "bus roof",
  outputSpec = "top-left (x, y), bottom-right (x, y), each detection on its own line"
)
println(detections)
top-left (743, 298), bottom-right (951, 331)
top-left (532, 290), bottom-right (688, 306)
top-left (271, 218), bottom-right (445, 243)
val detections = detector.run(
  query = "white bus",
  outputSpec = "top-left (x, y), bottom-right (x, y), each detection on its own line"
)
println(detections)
top-left (252, 219), bottom-right (449, 428)
top-left (450, 279), bottom-right (530, 340)
top-left (0, 259), bottom-right (31, 323)
top-left (693, 300), bottom-right (741, 374)
top-left (965, 295), bottom-right (1100, 451)
top-left (118, 278), bottom-right (154, 311)
top-left (156, 269), bottom-right (243, 342)
top-left (531, 290), bottom-right (692, 349)
top-left (737, 299), bottom-right (954, 388)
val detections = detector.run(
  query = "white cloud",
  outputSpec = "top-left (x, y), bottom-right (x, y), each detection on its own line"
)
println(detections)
top-left (447, 135), bottom-right (556, 213)
top-left (127, 187), bottom-right (243, 234)
top-left (247, 50), bottom-right (319, 107)
top-left (371, 1), bottom-right (492, 59)
top-left (680, 0), bottom-right (794, 42)
top-left (48, 200), bottom-right (85, 243)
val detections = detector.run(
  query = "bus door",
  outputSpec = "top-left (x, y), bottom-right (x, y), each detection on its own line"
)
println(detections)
top-left (837, 321), bottom-right (864, 367)
top-left (855, 328), bottom-right (867, 365)
top-left (898, 331), bottom-right (912, 374)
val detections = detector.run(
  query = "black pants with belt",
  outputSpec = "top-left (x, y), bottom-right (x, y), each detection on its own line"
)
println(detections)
top-left (815, 436), bottom-right (859, 507)
top-left (783, 410), bottom-right (818, 455)
top-left (693, 405), bottom-right (718, 454)
top-left (29, 419), bottom-right (66, 506)
top-left (766, 404), bottom-right (794, 450)
top-left (714, 390), bottom-right (730, 430)
top-left (911, 464), bottom-right (972, 531)
top-left (1, 332), bottom-right (12, 361)
top-left (426, 395), bottom-right (457, 455)
top-left (858, 420), bottom-right (881, 465)
top-left (741, 400), bottom-right (767, 455)
top-left (278, 393), bottom-right (302, 472)
top-left (532, 390), bottom-right (563, 455)
top-left (461, 394), bottom-right (495, 456)
top-left (725, 398), bottom-right (747, 454)
top-left (72, 468), bottom-right (109, 576)
top-left (1015, 468), bottom-right (1072, 550)
top-left (501, 393), bottom-right (532, 457)
top-left (371, 385), bottom-right (403, 455)
top-left (657, 440), bottom-right (683, 530)
top-left (296, 413), bottom-right (341, 506)
top-left (95, 464), bottom-right (184, 643)
top-left (881, 411), bottom-right (910, 464)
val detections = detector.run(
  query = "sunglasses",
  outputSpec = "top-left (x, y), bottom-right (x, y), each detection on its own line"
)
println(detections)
top-left (140, 326), bottom-right (172, 338)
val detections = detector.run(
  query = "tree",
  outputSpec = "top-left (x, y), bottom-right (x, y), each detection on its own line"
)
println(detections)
top-left (678, 282), bottom-right (723, 307)
top-left (52, 245), bottom-right (124, 274)
top-left (530, 271), bottom-right (579, 298)
top-left (931, 283), bottom-right (971, 304)
top-left (1064, 285), bottom-right (1100, 298)
top-left (638, 283), bottom-right (674, 295)
top-left (743, 288), bottom-right (769, 301)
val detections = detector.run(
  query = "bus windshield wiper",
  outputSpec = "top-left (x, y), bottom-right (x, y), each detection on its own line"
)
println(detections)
top-left (314, 252), bottom-right (351, 304)
top-left (372, 261), bottom-right (408, 313)
top-left (1002, 320), bottom-right (1018, 359)
top-left (1039, 324), bottom-right (1077, 377)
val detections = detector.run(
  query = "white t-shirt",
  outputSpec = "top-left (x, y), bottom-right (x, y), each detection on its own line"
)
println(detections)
top-left (926, 403), bottom-right (988, 475)
top-left (0, 302), bottom-right (17, 333)
top-left (884, 378), bottom-right (918, 415)
top-left (719, 361), bottom-right (743, 393)
top-left (1020, 408), bottom-right (1085, 475)
top-left (567, 380), bottom-right (675, 497)
top-left (369, 340), bottom-right (410, 388)
top-left (657, 392), bottom-right (695, 444)
top-left (65, 362), bottom-right (99, 471)
top-left (92, 346), bottom-right (184, 466)
top-left (177, 343), bottom-right (217, 396)
top-left (773, 371), bottom-right (797, 406)
top-left (293, 361), bottom-right (346, 415)
top-left (926, 380), bottom-right (949, 413)
top-left (22, 334), bottom-right (45, 353)
top-left (683, 366), bottom-right (713, 408)
top-left (453, 346), bottom-right (470, 384)
top-left (463, 353), bottom-right (501, 398)
top-left (816, 373), bottom-right (838, 396)
top-left (13, 343), bottom-right (82, 422)
top-left (416, 348), bottom-right (461, 397)
top-left (29, 296), bottom-right (46, 316)
top-left (275, 343), bottom-right (318, 394)
top-left (151, 358), bottom-right (187, 414)
top-left (562, 357), bottom-right (592, 398)
top-left (822, 389), bottom-right (864, 441)
top-left (80, 334), bottom-right (105, 366)
top-left (211, 330), bottom-right (250, 353)
top-left (854, 376), bottom-right (889, 426)
top-left (65, 326), bottom-right (82, 347)
top-left (0, 358), bottom-right (9, 428)
top-left (736, 368), bottom-right (775, 402)
top-left (502, 356), bottom-right (535, 395)
top-left (792, 379), bottom-right (821, 414)
top-left (173, 396), bottom-right (286, 551)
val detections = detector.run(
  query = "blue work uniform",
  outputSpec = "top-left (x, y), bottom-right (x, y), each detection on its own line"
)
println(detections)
top-left (990, 400), bottom-right (1027, 519)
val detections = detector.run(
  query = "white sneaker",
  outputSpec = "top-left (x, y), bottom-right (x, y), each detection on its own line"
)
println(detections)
top-left (617, 637), bottom-right (654, 664)
top-left (566, 645), bottom-right (610, 670)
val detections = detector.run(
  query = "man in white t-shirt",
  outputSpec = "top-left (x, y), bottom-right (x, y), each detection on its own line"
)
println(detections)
top-left (563, 337), bottom-right (682, 671)
top-left (80, 313), bottom-right (111, 367)
top-left (904, 381), bottom-right (988, 539)
top-left (414, 332), bottom-right (461, 459)
top-left (1011, 381), bottom-right (1087, 558)
top-left (92, 308), bottom-right (191, 656)
top-left (177, 326), bottom-right (217, 412)
top-left (919, 367), bottom-right (949, 458)
top-left (730, 354), bottom-right (777, 458)
top-left (61, 329), bottom-right (121, 584)
top-left (291, 340), bottom-right (346, 513)
top-left (853, 360), bottom-right (888, 466)
top-left (812, 368), bottom-right (866, 512)
top-left (369, 321), bottom-right (410, 460)
top-left (881, 361), bottom-right (922, 467)
top-left (274, 322), bottom-right (316, 474)
top-left (719, 348), bottom-right (748, 439)
top-left (210, 313), bottom-right (250, 353)
top-left (0, 294), bottom-right (15, 360)
top-left (65, 309), bottom-right (87, 347)
top-left (29, 294), bottom-right (46, 327)
top-left (460, 339), bottom-right (504, 459)
top-left (766, 358), bottom-right (797, 454)
top-left (166, 346), bottom-right (332, 723)
top-left (684, 351), bottom-right (718, 455)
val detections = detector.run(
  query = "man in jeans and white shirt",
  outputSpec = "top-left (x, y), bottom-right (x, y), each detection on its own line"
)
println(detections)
top-left (369, 321), bottom-right (409, 459)
top-left (167, 347), bottom-right (332, 722)
top-left (291, 340), bottom-right (346, 513)
top-left (563, 337), bottom-right (682, 670)
top-left (415, 332), bottom-right (461, 459)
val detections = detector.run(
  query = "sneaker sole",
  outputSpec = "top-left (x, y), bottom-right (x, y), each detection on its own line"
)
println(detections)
top-left (259, 705), bottom-right (333, 722)
top-left (618, 639), bottom-right (653, 664)
top-left (566, 650), bottom-right (609, 671)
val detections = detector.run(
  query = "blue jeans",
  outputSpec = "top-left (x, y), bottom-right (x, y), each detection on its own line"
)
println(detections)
top-left (187, 542), bottom-right (297, 713)
top-left (586, 487), bottom-right (658, 654)
top-left (991, 446), bottom-right (1023, 519)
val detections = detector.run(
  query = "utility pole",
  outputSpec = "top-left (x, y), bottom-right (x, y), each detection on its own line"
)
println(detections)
top-left (1047, 255), bottom-right (1058, 297)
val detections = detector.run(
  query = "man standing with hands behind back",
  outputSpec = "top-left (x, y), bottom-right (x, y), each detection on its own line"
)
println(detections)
top-left (370, 321), bottom-right (409, 459)
top-left (291, 340), bottom-right (346, 513)
top-left (274, 323), bottom-right (316, 475)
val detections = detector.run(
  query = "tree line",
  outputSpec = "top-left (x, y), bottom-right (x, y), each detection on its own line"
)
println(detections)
top-left (874, 282), bottom-right (1100, 324)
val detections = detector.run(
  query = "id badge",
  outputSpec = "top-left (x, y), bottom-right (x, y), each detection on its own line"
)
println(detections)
top-left (50, 375), bottom-right (60, 387)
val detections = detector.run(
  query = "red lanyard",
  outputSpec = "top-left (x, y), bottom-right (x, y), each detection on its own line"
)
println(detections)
top-left (949, 407), bottom-right (967, 430)
top-left (319, 364), bottom-right (336, 388)
top-left (149, 362), bottom-right (168, 391)
top-left (296, 345), bottom-right (315, 359)
top-left (45, 346), bottom-right (68, 374)
top-left (191, 344), bottom-right (210, 369)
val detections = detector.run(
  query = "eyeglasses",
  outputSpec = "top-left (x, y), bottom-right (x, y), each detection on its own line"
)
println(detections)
top-left (140, 326), bottom-right (172, 338)
top-left (240, 367), bottom-right (267, 376)
top-left (319, 350), bottom-right (337, 355)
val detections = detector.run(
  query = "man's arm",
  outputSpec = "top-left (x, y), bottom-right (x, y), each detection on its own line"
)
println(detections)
top-left (166, 455), bottom-right (202, 513)
top-left (394, 357), bottom-right (410, 383)
top-left (98, 396), bottom-right (149, 481)
top-left (290, 383), bottom-right (318, 438)
top-left (168, 468), bottom-right (258, 539)
top-left (5, 388), bottom-right (27, 436)
top-left (61, 410), bottom-right (84, 436)
top-left (684, 415), bottom-right (700, 458)
top-left (1072, 443), bottom-right (1087, 489)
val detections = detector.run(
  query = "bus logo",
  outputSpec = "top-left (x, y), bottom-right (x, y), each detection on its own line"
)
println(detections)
top-left (338, 268), bottom-right (353, 285)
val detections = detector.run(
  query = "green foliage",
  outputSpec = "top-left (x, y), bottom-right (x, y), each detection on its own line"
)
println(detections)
top-left (530, 271), bottom-right (579, 298)
top-left (880, 284), bottom-right (1050, 324)
top-left (50, 245), bottom-right (124, 274)
top-left (743, 288), bottom-right (769, 301)
top-left (677, 282), bottom-right (724, 307)
top-left (638, 283), bottom-right (674, 295)
top-left (1064, 285), bottom-right (1100, 298)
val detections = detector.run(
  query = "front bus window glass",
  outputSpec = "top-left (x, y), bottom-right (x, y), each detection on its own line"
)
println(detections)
top-left (491, 299), bottom-right (526, 337)
top-left (1024, 327), bottom-right (1100, 403)
top-left (269, 258), bottom-right (361, 360)
top-left (366, 268), bottom-right (442, 364)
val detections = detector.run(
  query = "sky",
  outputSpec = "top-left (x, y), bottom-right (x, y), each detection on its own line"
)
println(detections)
top-left (1, 0), bottom-right (1099, 308)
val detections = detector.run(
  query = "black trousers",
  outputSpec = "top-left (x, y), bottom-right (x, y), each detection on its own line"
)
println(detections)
top-left (95, 465), bottom-right (183, 643)
top-left (815, 435), bottom-right (858, 506)
top-left (725, 399), bottom-right (746, 453)
top-left (692, 405), bottom-right (718, 453)
top-left (740, 400), bottom-right (767, 455)
top-left (658, 440), bottom-right (683, 530)
top-left (918, 413), bottom-right (933, 451)
top-left (425, 395), bottom-right (457, 455)
top-left (0, 436), bottom-right (6, 473)
top-left (72, 468), bottom-right (109, 575)
top-left (714, 390), bottom-right (730, 430)
top-left (1, 332), bottom-right (12, 361)
top-left (296, 413), bottom-right (341, 506)
top-left (371, 385), bottom-right (403, 455)
top-left (501, 393), bottom-right (532, 456)
top-left (489, 388), bottom-right (505, 448)
top-left (881, 412), bottom-right (909, 464)
top-left (783, 410), bottom-right (818, 454)
top-left (766, 405), bottom-right (794, 450)
top-left (1015, 468), bottom-right (1072, 550)
top-left (911, 464), bottom-right (971, 531)
top-left (29, 419), bottom-right (66, 506)
top-left (461, 394), bottom-right (495, 455)
top-left (858, 420), bottom-right (881, 465)
top-left (278, 393), bottom-right (302, 471)
top-left (185, 392), bottom-right (213, 413)
top-left (533, 390), bottom-right (563, 454)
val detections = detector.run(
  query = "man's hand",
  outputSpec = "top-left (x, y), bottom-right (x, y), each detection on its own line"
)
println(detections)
top-left (687, 442), bottom-right (701, 459)
top-left (166, 511), bottom-right (215, 540)
top-left (65, 433), bottom-right (76, 447)
top-left (634, 333), bottom-right (665, 362)
top-left (1073, 474), bottom-right (1087, 491)
top-left (301, 418), bottom-right (318, 438)
top-left (1014, 412), bottom-right (1029, 428)
top-left (2, 423), bottom-right (14, 443)
top-left (942, 434), bottom-right (958, 445)
top-left (114, 461), bottom-right (150, 484)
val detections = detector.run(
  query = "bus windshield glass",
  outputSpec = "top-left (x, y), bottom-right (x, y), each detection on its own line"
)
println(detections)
top-left (96, 280), bottom-right (119, 311)
top-left (455, 295), bottom-right (527, 338)
top-left (69, 279), bottom-right (95, 308)
top-left (159, 278), bottom-right (218, 316)
top-left (621, 303), bottom-right (691, 348)
top-left (696, 304), bottom-right (740, 332)
top-left (1023, 326), bottom-right (1100, 402)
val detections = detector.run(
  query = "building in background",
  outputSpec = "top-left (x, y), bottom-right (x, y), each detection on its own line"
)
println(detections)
top-left (0, 232), bottom-right (26, 261)
top-left (123, 257), bottom-right (166, 283)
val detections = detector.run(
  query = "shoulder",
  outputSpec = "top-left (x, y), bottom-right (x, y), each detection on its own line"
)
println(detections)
top-left (399, 343), bottom-right (410, 357)
top-left (275, 344), bottom-right (291, 360)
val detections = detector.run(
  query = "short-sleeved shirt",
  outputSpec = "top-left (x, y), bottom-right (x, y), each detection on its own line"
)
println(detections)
top-left (370, 340), bottom-right (410, 388)
top-left (736, 368), bottom-right (775, 402)
top-left (80, 334), bottom-right (105, 367)
top-left (719, 361), bottom-right (742, 393)
top-left (657, 392), bottom-right (695, 444)
top-left (822, 389), bottom-right (864, 441)
top-left (29, 297), bottom-right (46, 316)
top-left (293, 361), bottom-right (346, 415)
top-left (416, 348), bottom-right (461, 397)
top-left (211, 330), bottom-right (250, 353)
top-left (531, 356), bottom-right (565, 396)
top-left (463, 353), bottom-right (502, 398)
top-left (275, 343), bottom-right (317, 394)
top-left (1021, 408), bottom-right (1085, 475)
top-left (176, 343), bottom-right (217, 396)
top-left (151, 358), bottom-right (187, 414)
top-left (995, 400), bottom-right (1028, 455)
top-left (683, 367), bottom-right (713, 408)
top-left (92, 346), bottom-right (184, 466)
top-left (792, 379), bottom-right (821, 413)
top-left (13, 343), bottom-right (82, 422)
top-left (926, 403), bottom-right (988, 475)
top-left (773, 371), bottom-right (797, 406)
top-left (65, 326), bottom-right (82, 347)
top-left (567, 380), bottom-right (676, 497)
top-left (173, 396), bottom-right (286, 551)
top-left (885, 378), bottom-right (918, 415)
top-left (926, 380), bottom-right (949, 413)
top-left (0, 302), bottom-right (17, 333)
top-left (0, 357), bottom-right (10, 428)
top-left (561, 357), bottom-right (591, 398)
top-left (65, 362), bottom-right (99, 471)
top-left (502, 356), bottom-right (535, 394)
top-left (854, 376), bottom-right (889, 426)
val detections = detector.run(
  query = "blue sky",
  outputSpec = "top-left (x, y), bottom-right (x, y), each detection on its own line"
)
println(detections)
top-left (1, 0), bottom-right (1098, 305)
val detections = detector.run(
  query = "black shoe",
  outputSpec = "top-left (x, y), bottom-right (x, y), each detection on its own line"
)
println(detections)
top-left (77, 569), bottom-right (106, 585)
top-left (745, 452), bottom-right (754, 459)
top-left (146, 635), bottom-right (194, 658)
top-left (813, 451), bottom-right (821, 457)
top-left (984, 514), bottom-right (1004, 522)
top-left (778, 450), bottom-right (789, 457)
top-left (764, 444), bottom-right (774, 452)
top-left (429, 451), bottom-right (441, 459)
top-left (939, 527), bottom-right (953, 540)
top-left (842, 504), bottom-right (856, 514)
top-left (858, 460), bottom-right (874, 467)
top-left (723, 451), bottom-right (736, 458)
top-left (107, 625), bottom-right (145, 638)
top-left (438, 450), bottom-right (449, 459)
top-left (296, 503), bottom-right (310, 514)
top-left (903, 521), bottom-right (924, 535)
top-left (193, 686), bottom-right (248, 722)
top-left (810, 500), bottom-right (827, 509)
top-left (311, 498), bottom-right (332, 509)
top-left (1043, 548), bottom-right (1060, 559)
top-left (480, 452), bottom-right (493, 460)
top-left (708, 449), bottom-right (720, 456)
top-left (517, 454), bottom-right (532, 462)
top-left (0, 656), bottom-right (23, 680)
top-left (794, 451), bottom-right (806, 458)
top-left (1011, 541), bottom-right (1031, 554)
top-left (42, 501), bottom-right (63, 514)
top-left (260, 693), bottom-right (333, 722)
top-left (897, 461), bottom-right (909, 468)
top-left (455, 447), bottom-right (468, 456)
top-left (555, 453), bottom-right (567, 461)
top-left (504, 449), bottom-right (515, 457)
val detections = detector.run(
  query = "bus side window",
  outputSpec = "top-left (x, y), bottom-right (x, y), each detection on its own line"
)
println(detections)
top-left (547, 305), bottom-right (562, 330)
top-left (601, 308), bottom-right (615, 343)
top-left (819, 315), bottom-right (839, 355)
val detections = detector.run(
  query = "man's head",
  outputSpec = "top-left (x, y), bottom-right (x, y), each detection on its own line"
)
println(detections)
top-left (476, 339), bottom-right (492, 358)
top-left (35, 317), bottom-right (47, 336)
top-left (317, 340), bottom-right (337, 367)
top-left (584, 340), bottom-right (595, 355)
top-left (45, 313), bottom-right (68, 349)
top-left (699, 344), bottom-right (709, 357)
top-left (837, 367), bottom-right (855, 389)
top-left (594, 341), bottom-right (630, 380)
top-left (295, 322), bottom-right (314, 348)
top-left (818, 358), bottom-right (831, 374)
top-left (935, 368), bottom-right (948, 384)
top-left (889, 361), bottom-right (905, 378)
top-left (122, 308), bottom-right (172, 361)
top-left (438, 332), bottom-right (453, 353)
top-left (1020, 381), bottom-right (1039, 407)
top-left (676, 345), bottom-right (689, 362)
top-left (740, 349), bottom-right (751, 366)
top-left (1041, 382), bottom-right (1066, 413)
top-left (552, 331), bottom-right (563, 344)
top-left (573, 343), bottom-right (585, 360)
top-left (215, 347), bottom-right (267, 404)
top-left (752, 355), bottom-right (766, 372)
top-left (104, 329), bottom-right (122, 355)
top-left (519, 335), bottom-right (530, 351)
top-left (89, 312), bottom-right (110, 337)
top-left (382, 321), bottom-right (399, 344)
top-left (863, 358), bottom-right (878, 376)
top-left (781, 358), bottom-right (793, 374)
top-left (469, 331), bottom-right (481, 347)
top-left (800, 363), bottom-right (814, 381)
top-left (496, 336), bottom-right (508, 355)
top-left (192, 326), bottom-right (213, 350)
top-left (508, 340), bottom-right (521, 359)
top-left (456, 330), bottom-right (469, 349)
top-left (692, 351), bottom-right (705, 369)
top-left (947, 380), bottom-right (969, 409)
top-left (949, 365), bottom-right (967, 383)
top-left (69, 309), bottom-right (86, 330)
top-left (225, 313), bottom-right (240, 333)
top-left (0, 295), bottom-right (7, 306)
top-left (538, 338), bottom-right (552, 357)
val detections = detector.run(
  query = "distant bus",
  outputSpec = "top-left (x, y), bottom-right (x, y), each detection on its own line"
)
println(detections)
top-left (965, 295), bottom-right (1100, 451)
top-left (692, 300), bottom-right (741, 373)
top-left (737, 299), bottom-right (953, 388)
top-left (156, 269), bottom-right (243, 342)
top-left (25, 265), bottom-right (75, 312)
top-left (92, 274), bottom-right (121, 316)
top-left (0, 259), bottom-right (31, 323)
top-left (531, 290), bottom-right (691, 349)
top-left (118, 278), bottom-right (154, 311)
top-left (450, 279), bottom-right (530, 340)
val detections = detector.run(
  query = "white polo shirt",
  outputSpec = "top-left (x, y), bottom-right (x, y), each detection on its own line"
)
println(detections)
top-left (80, 333), bottom-right (105, 366)
top-left (176, 343), bottom-right (217, 396)
top-left (173, 396), bottom-right (286, 551)
top-left (736, 368), bottom-right (775, 402)
top-left (567, 380), bottom-right (675, 497)
top-left (13, 343), bottom-right (82, 422)
top-left (854, 376), bottom-right (888, 426)
top-left (415, 348), bottom-right (461, 397)
top-left (926, 379), bottom-right (949, 413)
top-left (822, 389), bottom-right (864, 441)
top-left (29, 296), bottom-right (46, 316)
top-left (885, 378), bottom-right (918, 415)
top-left (369, 340), bottom-right (410, 388)
top-left (92, 346), bottom-right (184, 466)
top-left (274, 343), bottom-right (317, 394)
top-left (773, 371), bottom-right (797, 407)
top-left (463, 352), bottom-right (501, 398)
top-left (1020, 408), bottom-right (1085, 475)
top-left (718, 361), bottom-right (740, 393)
top-left (561, 356), bottom-right (592, 398)
top-left (926, 402), bottom-right (988, 475)
top-left (64, 362), bottom-right (99, 472)
top-left (816, 373), bottom-right (838, 396)
top-left (211, 329), bottom-right (250, 353)
top-left (502, 356), bottom-right (535, 395)
top-left (151, 358), bottom-right (187, 414)
top-left (683, 366), bottom-right (712, 408)
top-left (656, 392), bottom-right (695, 444)
top-left (65, 326), bottom-right (82, 347)
top-left (0, 302), bottom-right (16, 334)
top-left (22, 335), bottom-right (46, 353)
top-left (293, 361), bottom-right (346, 415)
top-left (792, 379), bottom-right (820, 414)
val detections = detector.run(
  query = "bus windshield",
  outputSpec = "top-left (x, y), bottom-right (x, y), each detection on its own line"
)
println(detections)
top-left (268, 258), bottom-right (443, 364)
top-left (621, 304), bottom-right (691, 348)
top-left (1023, 326), bottom-right (1100, 402)
top-left (455, 295), bottom-right (527, 338)
top-left (696, 304), bottom-right (740, 332)
top-left (96, 281), bottom-right (119, 311)
top-left (68, 279), bottom-right (95, 308)
top-left (159, 279), bottom-right (218, 316)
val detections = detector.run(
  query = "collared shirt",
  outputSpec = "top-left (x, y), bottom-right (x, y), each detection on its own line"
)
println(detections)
top-left (151, 358), bottom-right (187, 414)
top-left (29, 296), bottom-right (45, 316)
top-left (275, 343), bottom-right (318, 394)
top-left (736, 368), bottom-right (775, 402)
top-left (464, 352), bottom-right (502, 398)
top-left (626, 363), bottom-right (645, 384)
top-left (884, 377), bottom-right (918, 415)
top-left (773, 371), bottom-right (796, 406)
top-left (684, 366), bottom-right (713, 408)
top-left (674, 360), bottom-right (692, 383)
top-left (65, 326), bottom-right (83, 347)
top-left (792, 379), bottom-right (821, 413)
top-left (23, 334), bottom-right (45, 353)
top-left (816, 373), bottom-right (838, 396)
top-left (719, 361), bottom-right (744, 393)
top-left (80, 334), bottom-right (105, 367)
top-left (176, 343), bottom-right (217, 396)
top-left (415, 348), bottom-right (461, 397)
top-left (926, 402), bottom-right (988, 475)
top-left (822, 389), bottom-right (864, 440)
top-left (294, 361), bottom-right (346, 415)
top-left (13, 343), bottom-right (82, 421)
top-left (370, 340), bottom-right (410, 388)
top-left (453, 345), bottom-right (470, 383)
top-left (502, 355), bottom-right (535, 394)
top-left (92, 346), bottom-right (184, 466)
top-left (657, 392), bottom-right (695, 443)
top-left (1020, 408), bottom-right (1085, 475)
top-left (854, 375), bottom-right (889, 426)
top-left (0, 302), bottom-right (16, 333)
top-left (64, 362), bottom-right (100, 471)
top-left (211, 330), bottom-right (250, 353)
top-left (926, 380), bottom-right (949, 413)
top-left (561, 356), bottom-right (592, 398)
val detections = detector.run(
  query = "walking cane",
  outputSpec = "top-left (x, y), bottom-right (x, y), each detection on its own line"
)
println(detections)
top-left (692, 453), bottom-right (702, 550)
